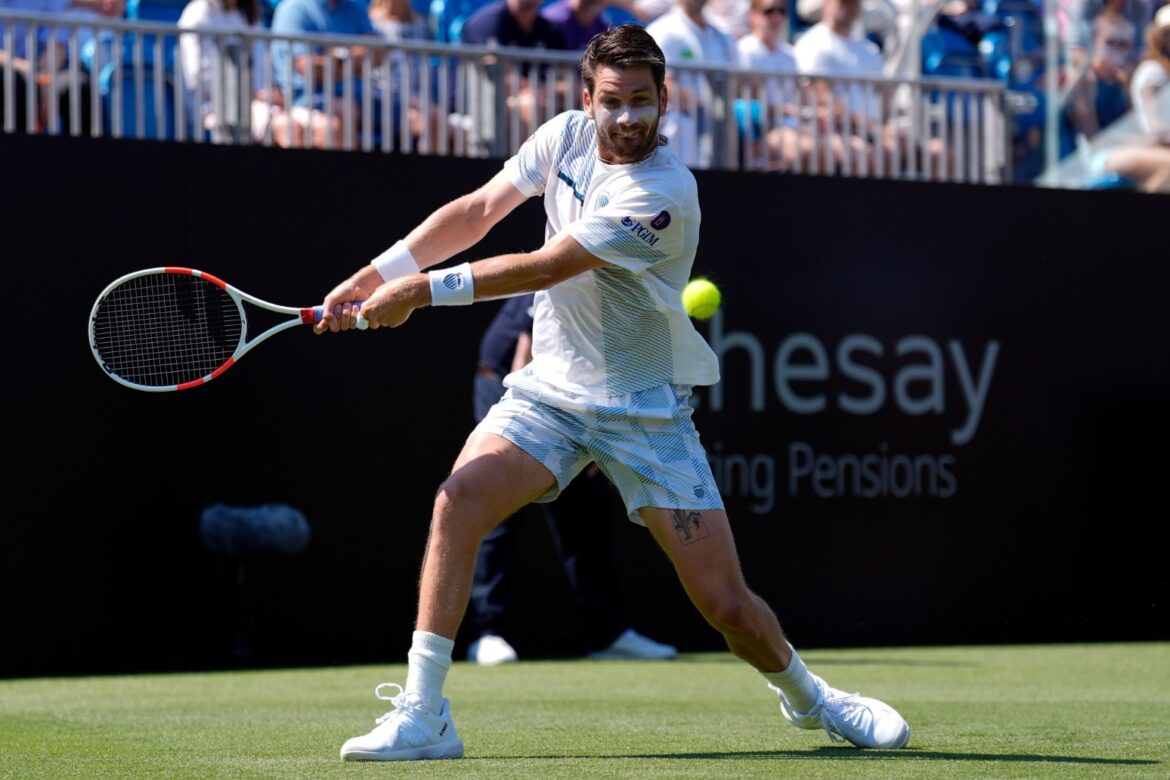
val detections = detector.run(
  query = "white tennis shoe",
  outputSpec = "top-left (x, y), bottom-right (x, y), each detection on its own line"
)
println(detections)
top-left (339, 683), bottom-right (464, 761)
top-left (467, 634), bottom-right (519, 666)
top-left (770, 673), bottom-right (911, 749)
top-left (587, 629), bottom-right (678, 660)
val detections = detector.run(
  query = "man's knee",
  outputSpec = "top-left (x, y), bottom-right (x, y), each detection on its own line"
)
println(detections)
top-left (430, 472), bottom-right (499, 542)
top-left (694, 582), bottom-right (759, 634)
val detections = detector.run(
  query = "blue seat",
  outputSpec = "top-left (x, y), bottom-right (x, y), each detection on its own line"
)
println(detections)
top-left (432, 0), bottom-right (484, 41)
top-left (127, 0), bottom-right (188, 23)
top-left (604, 5), bottom-right (640, 26)
top-left (81, 30), bottom-right (178, 77)
top-left (921, 28), bottom-right (986, 78)
top-left (985, 0), bottom-right (1043, 55)
top-left (978, 28), bottom-right (1012, 80)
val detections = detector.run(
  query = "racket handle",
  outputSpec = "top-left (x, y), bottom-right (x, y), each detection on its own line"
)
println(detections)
top-left (311, 303), bottom-right (369, 330)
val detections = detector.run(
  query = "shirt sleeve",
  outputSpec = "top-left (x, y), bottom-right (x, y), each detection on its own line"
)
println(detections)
top-left (568, 182), bottom-right (681, 273)
top-left (177, 3), bottom-right (206, 90)
top-left (502, 111), bottom-right (572, 197)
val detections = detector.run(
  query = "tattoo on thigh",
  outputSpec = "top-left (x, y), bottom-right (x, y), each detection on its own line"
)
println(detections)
top-left (671, 509), bottom-right (710, 545)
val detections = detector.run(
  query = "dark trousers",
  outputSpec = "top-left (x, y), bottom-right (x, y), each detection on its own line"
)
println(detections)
top-left (468, 372), bottom-right (630, 652)
top-left (0, 71), bottom-right (93, 135)
top-left (0, 71), bottom-right (28, 132)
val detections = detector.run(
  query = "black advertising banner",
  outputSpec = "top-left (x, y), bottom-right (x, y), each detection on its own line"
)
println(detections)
top-left (1, 135), bottom-right (1166, 677)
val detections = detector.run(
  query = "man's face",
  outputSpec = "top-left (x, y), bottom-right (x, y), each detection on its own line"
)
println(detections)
top-left (584, 65), bottom-right (666, 164)
top-left (1094, 21), bottom-right (1134, 68)
top-left (508, 0), bottom-right (541, 27)
top-left (827, 0), bottom-right (861, 29)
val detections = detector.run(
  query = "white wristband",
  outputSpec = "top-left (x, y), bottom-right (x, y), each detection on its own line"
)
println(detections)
top-left (371, 240), bottom-right (420, 281)
top-left (428, 262), bottom-right (474, 306)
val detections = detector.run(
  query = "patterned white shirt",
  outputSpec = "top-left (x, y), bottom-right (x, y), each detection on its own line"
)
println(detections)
top-left (502, 110), bottom-right (720, 401)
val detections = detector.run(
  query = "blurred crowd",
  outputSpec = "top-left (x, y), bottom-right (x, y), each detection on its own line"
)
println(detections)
top-left (2, 0), bottom-right (1167, 186)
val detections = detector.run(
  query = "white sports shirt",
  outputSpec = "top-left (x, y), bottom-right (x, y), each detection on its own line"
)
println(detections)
top-left (502, 110), bottom-right (720, 400)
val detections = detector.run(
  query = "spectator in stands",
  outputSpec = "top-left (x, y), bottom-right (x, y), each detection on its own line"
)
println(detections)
top-left (647, 0), bottom-right (737, 167)
top-left (1097, 2), bottom-right (1170, 190)
top-left (460, 0), bottom-right (567, 133)
top-left (796, 0), bottom-right (899, 53)
top-left (460, 0), bottom-right (566, 49)
top-left (1062, 9), bottom-right (1136, 148)
top-left (704, 0), bottom-right (751, 38)
top-left (1069, 0), bottom-right (1152, 66)
top-left (271, 0), bottom-right (384, 148)
top-left (541, 0), bottom-right (612, 52)
top-left (179, 0), bottom-right (290, 143)
top-left (369, 0), bottom-right (427, 40)
top-left (368, 0), bottom-right (445, 150)
top-left (0, 0), bottom-right (94, 132)
top-left (67, 0), bottom-right (126, 34)
top-left (1132, 2), bottom-right (1170, 136)
top-left (465, 293), bottom-right (679, 666)
top-left (793, 0), bottom-right (882, 82)
top-left (736, 0), bottom-right (803, 168)
top-left (793, 0), bottom-right (888, 170)
top-left (799, 0), bottom-right (952, 175)
top-left (738, 0), bottom-right (795, 69)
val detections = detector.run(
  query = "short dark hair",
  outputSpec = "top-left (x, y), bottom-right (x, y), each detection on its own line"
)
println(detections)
top-left (581, 24), bottom-right (667, 95)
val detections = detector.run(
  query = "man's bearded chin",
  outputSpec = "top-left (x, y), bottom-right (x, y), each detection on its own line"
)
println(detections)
top-left (605, 111), bottom-right (661, 162)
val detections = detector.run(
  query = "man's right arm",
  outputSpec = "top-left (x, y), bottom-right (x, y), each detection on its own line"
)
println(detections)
top-left (402, 169), bottom-right (529, 270)
top-left (317, 170), bottom-right (529, 329)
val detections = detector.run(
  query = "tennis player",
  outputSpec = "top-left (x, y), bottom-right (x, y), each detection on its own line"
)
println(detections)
top-left (316, 23), bottom-right (911, 761)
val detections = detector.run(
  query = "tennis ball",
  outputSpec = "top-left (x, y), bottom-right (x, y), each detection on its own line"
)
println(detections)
top-left (682, 278), bottom-right (721, 320)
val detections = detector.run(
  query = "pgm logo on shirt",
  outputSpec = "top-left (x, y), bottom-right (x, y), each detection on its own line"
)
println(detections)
top-left (443, 272), bottom-right (466, 290)
top-left (651, 210), bottom-right (671, 230)
top-left (621, 216), bottom-right (661, 247)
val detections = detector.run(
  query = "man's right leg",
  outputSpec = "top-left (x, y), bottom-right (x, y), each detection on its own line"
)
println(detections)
top-left (340, 431), bottom-right (558, 761)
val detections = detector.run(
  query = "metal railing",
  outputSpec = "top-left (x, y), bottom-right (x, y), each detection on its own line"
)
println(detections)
top-left (1, 9), bottom-right (1010, 182)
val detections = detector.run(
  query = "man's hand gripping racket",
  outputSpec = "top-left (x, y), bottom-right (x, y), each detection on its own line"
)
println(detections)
top-left (89, 267), bottom-right (369, 392)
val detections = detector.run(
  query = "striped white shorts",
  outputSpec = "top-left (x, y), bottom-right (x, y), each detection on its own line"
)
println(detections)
top-left (473, 380), bottom-right (724, 525)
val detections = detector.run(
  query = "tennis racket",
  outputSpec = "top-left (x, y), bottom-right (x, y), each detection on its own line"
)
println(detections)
top-left (89, 267), bottom-right (367, 392)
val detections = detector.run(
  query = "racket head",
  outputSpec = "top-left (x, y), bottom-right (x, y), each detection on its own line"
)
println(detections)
top-left (89, 267), bottom-right (247, 392)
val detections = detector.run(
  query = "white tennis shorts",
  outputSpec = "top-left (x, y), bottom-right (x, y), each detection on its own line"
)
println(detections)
top-left (473, 380), bottom-right (724, 525)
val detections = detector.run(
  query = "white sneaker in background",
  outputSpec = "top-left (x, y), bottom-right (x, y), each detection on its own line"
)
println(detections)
top-left (770, 673), bottom-right (911, 749)
top-left (340, 683), bottom-right (464, 761)
top-left (467, 634), bottom-right (518, 666)
top-left (587, 629), bottom-right (678, 660)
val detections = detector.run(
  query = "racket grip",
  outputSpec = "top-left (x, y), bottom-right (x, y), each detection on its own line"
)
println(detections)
top-left (311, 302), bottom-right (368, 330)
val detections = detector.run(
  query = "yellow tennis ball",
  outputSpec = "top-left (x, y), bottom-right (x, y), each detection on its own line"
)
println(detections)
top-left (682, 278), bottom-right (721, 320)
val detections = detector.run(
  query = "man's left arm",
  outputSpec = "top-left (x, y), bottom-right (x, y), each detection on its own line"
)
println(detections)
top-left (355, 231), bottom-right (606, 329)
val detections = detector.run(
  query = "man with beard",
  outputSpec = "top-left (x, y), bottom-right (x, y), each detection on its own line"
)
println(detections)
top-left (315, 23), bottom-right (911, 762)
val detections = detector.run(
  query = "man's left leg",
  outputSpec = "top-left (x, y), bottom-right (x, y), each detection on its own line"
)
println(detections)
top-left (639, 507), bottom-right (910, 749)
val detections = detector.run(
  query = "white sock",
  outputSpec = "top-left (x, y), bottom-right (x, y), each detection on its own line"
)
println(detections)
top-left (404, 630), bottom-right (454, 714)
top-left (761, 643), bottom-right (821, 713)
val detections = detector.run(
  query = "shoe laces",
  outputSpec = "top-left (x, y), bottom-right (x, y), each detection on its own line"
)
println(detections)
top-left (372, 683), bottom-right (420, 726)
top-left (819, 689), bottom-right (870, 744)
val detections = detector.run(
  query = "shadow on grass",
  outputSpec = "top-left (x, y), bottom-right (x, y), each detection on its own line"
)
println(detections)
top-left (804, 657), bottom-right (978, 668)
top-left (676, 653), bottom-right (977, 669)
top-left (603, 748), bottom-right (1160, 766)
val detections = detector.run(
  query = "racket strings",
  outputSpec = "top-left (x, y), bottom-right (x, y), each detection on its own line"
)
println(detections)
top-left (92, 273), bottom-right (244, 388)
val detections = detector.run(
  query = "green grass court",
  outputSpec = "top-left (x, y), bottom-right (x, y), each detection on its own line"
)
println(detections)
top-left (2, 642), bottom-right (1167, 779)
